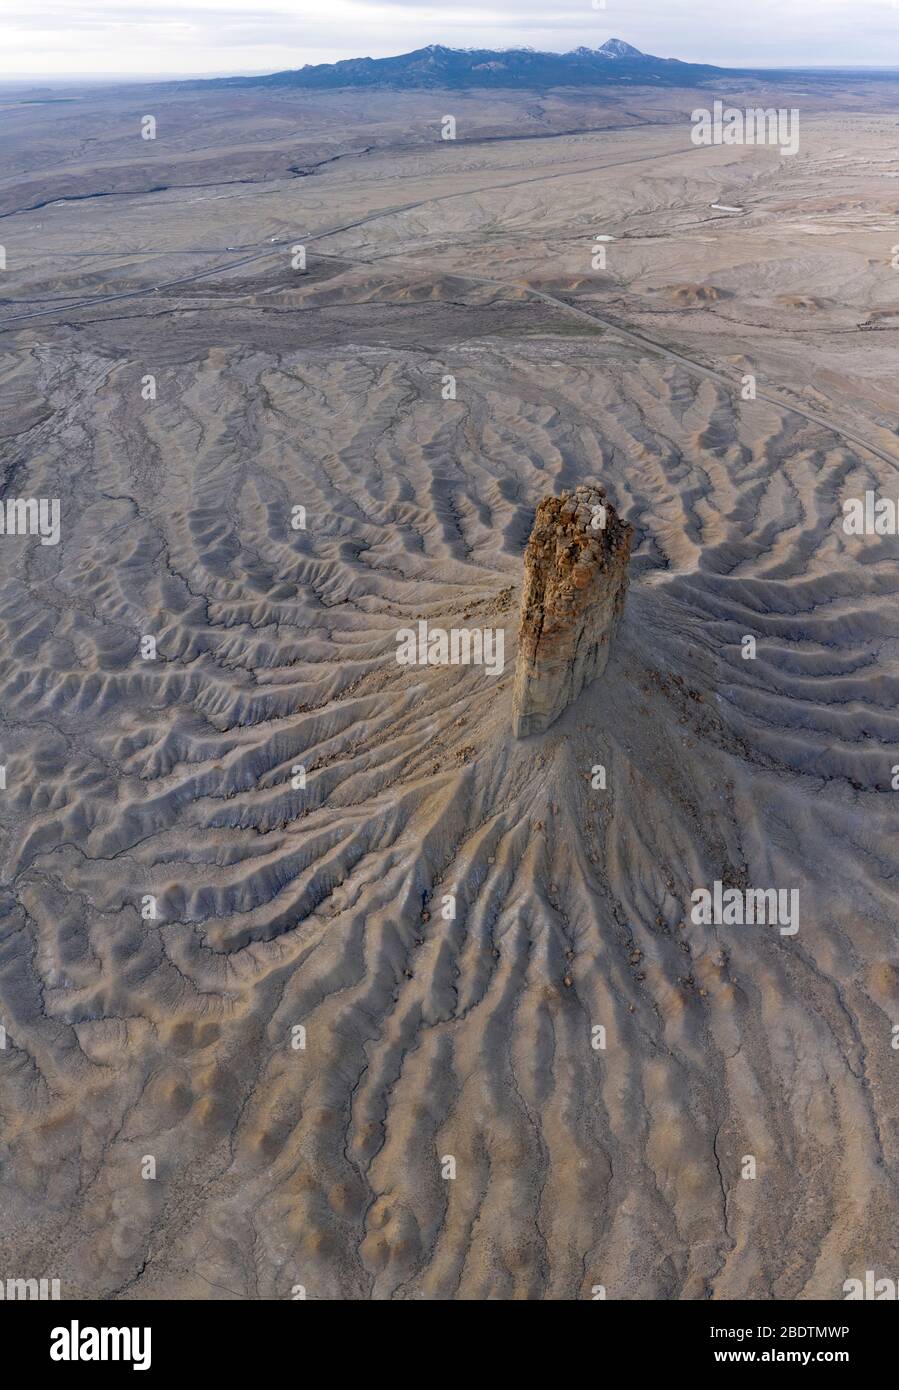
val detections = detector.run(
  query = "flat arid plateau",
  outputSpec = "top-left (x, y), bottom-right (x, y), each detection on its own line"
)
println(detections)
top-left (1, 77), bottom-right (898, 1300)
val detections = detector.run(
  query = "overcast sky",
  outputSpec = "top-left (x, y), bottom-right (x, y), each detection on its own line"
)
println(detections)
top-left (1, 0), bottom-right (897, 79)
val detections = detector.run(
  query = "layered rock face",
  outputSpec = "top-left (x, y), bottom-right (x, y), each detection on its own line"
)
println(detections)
top-left (512, 485), bottom-right (633, 738)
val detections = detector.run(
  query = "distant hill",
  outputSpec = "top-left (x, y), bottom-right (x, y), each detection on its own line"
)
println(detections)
top-left (196, 39), bottom-right (728, 91)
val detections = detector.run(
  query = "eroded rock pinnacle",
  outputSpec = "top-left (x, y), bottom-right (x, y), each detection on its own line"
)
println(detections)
top-left (512, 485), bottom-right (633, 738)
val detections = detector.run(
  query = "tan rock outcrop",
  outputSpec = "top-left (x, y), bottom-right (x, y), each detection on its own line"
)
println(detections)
top-left (512, 485), bottom-right (633, 738)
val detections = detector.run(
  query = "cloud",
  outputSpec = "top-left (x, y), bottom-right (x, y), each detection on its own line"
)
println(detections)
top-left (1, 0), bottom-right (896, 78)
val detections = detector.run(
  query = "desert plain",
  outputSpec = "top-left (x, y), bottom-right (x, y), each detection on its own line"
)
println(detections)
top-left (0, 72), bottom-right (898, 1299)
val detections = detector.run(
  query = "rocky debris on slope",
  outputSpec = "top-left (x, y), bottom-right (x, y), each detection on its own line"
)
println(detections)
top-left (512, 485), bottom-right (633, 738)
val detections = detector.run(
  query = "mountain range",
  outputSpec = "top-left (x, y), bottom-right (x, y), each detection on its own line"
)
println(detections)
top-left (199, 39), bottom-right (728, 91)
